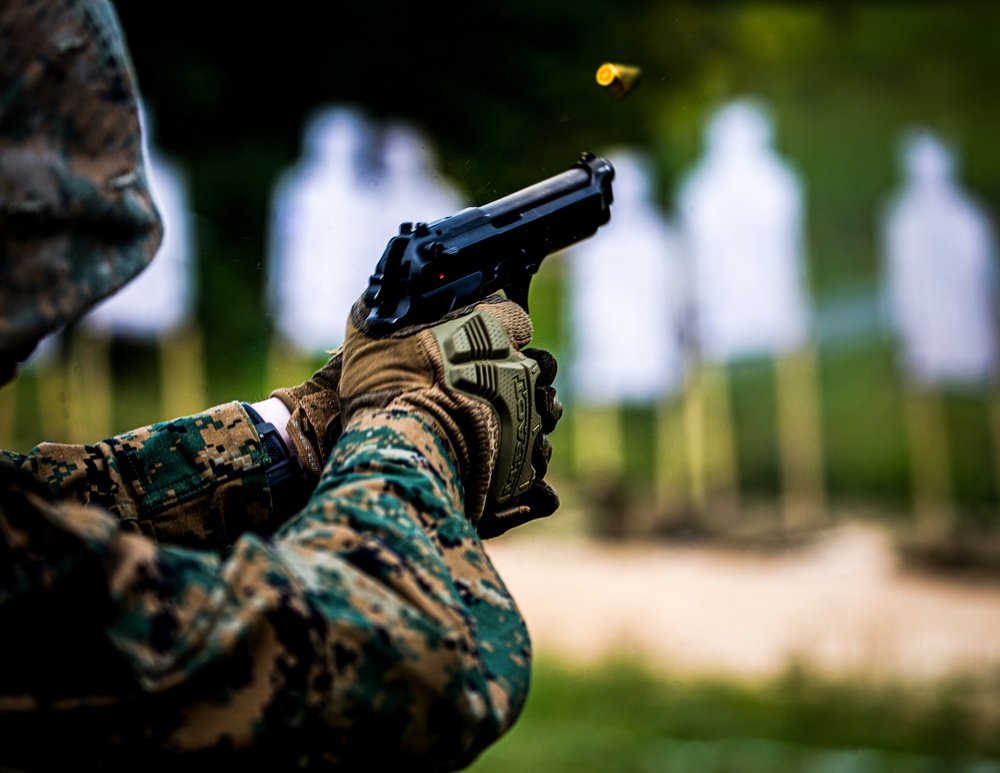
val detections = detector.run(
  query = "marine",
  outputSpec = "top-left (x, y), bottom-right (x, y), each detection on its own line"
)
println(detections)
top-left (0, 0), bottom-right (562, 769)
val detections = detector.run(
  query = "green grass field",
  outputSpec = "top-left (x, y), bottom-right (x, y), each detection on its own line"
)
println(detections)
top-left (467, 658), bottom-right (1000, 772)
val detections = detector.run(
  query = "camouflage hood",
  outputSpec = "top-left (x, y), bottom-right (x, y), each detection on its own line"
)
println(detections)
top-left (0, 0), bottom-right (163, 355)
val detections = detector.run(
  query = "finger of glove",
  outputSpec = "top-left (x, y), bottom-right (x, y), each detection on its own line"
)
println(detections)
top-left (535, 384), bottom-right (562, 433)
top-left (521, 347), bottom-right (561, 431)
top-left (477, 479), bottom-right (560, 540)
top-left (473, 297), bottom-right (533, 349)
top-left (532, 432), bottom-right (552, 479)
top-left (521, 347), bottom-right (557, 385)
top-left (525, 477), bottom-right (560, 518)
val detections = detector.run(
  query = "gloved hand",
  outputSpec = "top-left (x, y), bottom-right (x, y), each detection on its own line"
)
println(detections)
top-left (477, 344), bottom-right (562, 538)
top-left (269, 351), bottom-right (344, 479)
top-left (339, 295), bottom-right (563, 538)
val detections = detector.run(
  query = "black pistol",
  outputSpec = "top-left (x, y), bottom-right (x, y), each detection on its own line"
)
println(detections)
top-left (364, 153), bottom-right (615, 332)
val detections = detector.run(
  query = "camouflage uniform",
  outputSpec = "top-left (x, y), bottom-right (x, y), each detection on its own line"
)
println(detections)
top-left (0, 1), bottom-right (531, 769)
top-left (2, 405), bottom-right (530, 769)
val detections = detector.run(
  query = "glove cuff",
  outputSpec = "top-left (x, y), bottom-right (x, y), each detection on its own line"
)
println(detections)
top-left (285, 391), bottom-right (343, 478)
top-left (270, 350), bottom-right (345, 477)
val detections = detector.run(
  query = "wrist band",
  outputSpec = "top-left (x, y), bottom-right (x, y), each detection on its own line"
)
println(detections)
top-left (242, 403), bottom-right (306, 515)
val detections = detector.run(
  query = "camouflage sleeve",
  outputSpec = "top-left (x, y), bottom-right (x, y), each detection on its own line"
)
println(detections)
top-left (3, 402), bottom-right (284, 549)
top-left (268, 408), bottom-right (532, 767)
top-left (0, 407), bottom-right (530, 769)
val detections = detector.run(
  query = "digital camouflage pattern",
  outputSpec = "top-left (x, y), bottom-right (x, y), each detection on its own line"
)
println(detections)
top-left (0, 403), bottom-right (531, 769)
top-left (0, 0), bottom-right (162, 355)
top-left (2, 402), bottom-right (278, 549)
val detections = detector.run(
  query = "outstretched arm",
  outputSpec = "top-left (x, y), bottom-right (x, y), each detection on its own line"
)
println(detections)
top-left (3, 402), bottom-right (292, 549)
top-left (0, 402), bottom-right (529, 769)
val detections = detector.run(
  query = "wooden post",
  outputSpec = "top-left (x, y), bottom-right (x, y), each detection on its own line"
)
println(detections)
top-left (654, 396), bottom-right (688, 515)
top-left (69, 330), bottom-right (112, 442)
top-left (34, 350), bottom-right (67, 444)
top-left (903, 386), bottom-right (954, 538)
top-left (160, 324), bottom-right (209, 420)
top-left (266, 338), bottom-right (305, 397)
top-left (683, 367), bottom-right (707, 510)
top-left (685, 362), bottom-right (739, 519)
top-left (775, 346), bottom-right (826, 530)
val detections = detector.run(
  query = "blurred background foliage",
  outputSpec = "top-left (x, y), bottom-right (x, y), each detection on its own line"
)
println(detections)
top-left (101, 0), bottom-right (1000, 513)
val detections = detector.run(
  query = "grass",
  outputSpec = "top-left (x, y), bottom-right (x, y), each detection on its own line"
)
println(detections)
top-left (466, 657), bottom-right (1000, 772)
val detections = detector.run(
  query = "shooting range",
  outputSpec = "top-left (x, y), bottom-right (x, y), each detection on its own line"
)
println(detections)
top-left (3, 2), bottom-right (1000, 769)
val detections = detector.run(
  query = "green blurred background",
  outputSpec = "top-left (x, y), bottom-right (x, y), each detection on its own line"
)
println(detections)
top-left (8, 1), bottom-right (1000, 768)
top-left (106, 0), bottom-right (1000, 512)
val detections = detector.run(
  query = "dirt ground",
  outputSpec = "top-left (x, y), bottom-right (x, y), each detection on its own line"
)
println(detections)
top-left (485, 522), bottom-right (1000, 683)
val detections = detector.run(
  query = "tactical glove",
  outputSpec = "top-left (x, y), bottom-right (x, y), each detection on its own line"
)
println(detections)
top-left (477, 344), bottom-right (562, 538)
top-left (339, 295), bottom-right (563, 537)
top-left (269, 351), bottom-right (344, 479)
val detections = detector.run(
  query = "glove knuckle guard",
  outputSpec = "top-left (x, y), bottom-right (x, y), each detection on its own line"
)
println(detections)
top-left (430, 311), bottom-right (542, 507)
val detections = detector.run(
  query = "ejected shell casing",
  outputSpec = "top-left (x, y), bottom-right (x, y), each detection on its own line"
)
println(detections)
top-left (595, 62), bottom-right (642, 100)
